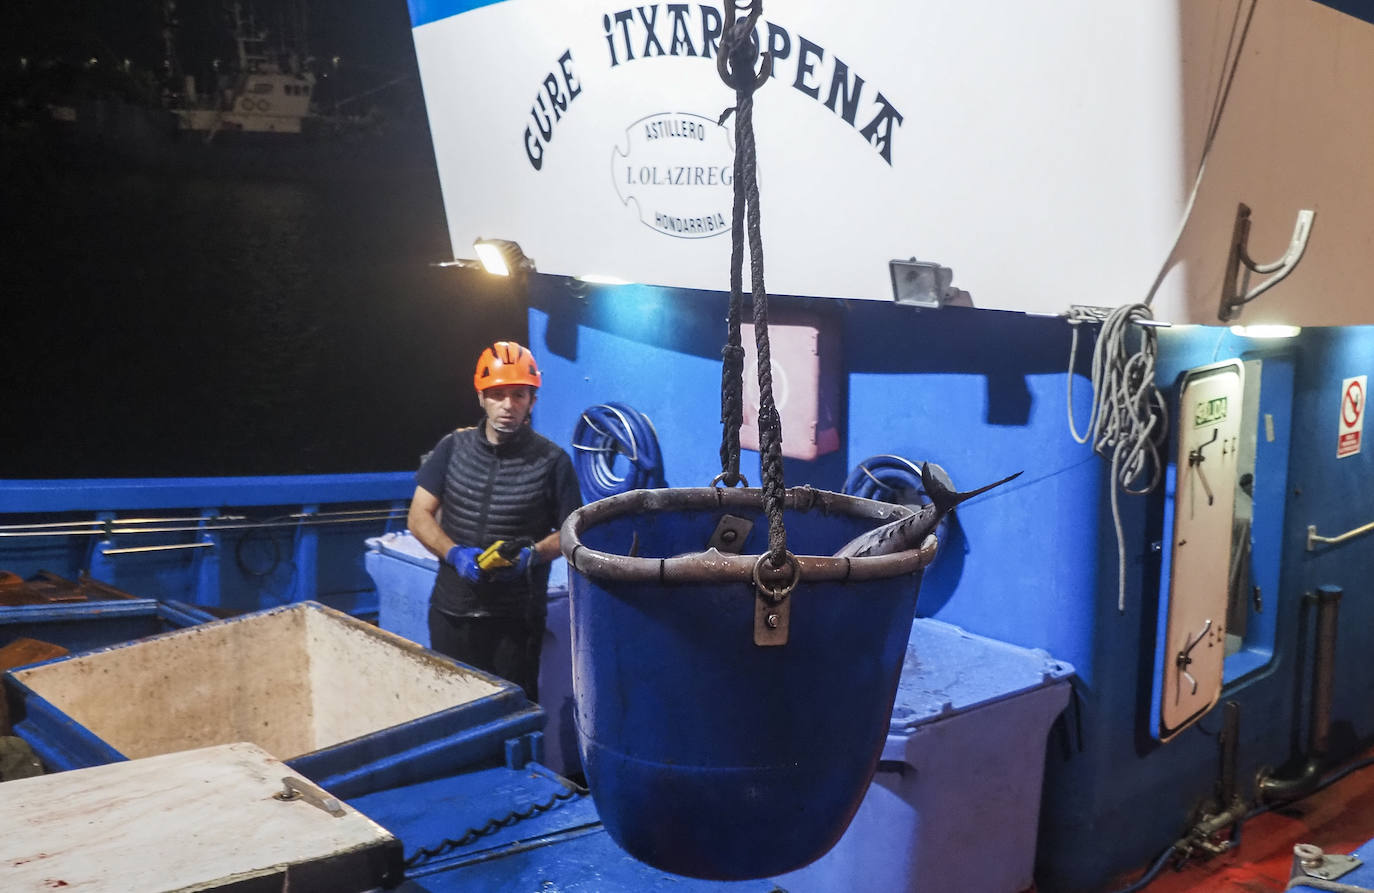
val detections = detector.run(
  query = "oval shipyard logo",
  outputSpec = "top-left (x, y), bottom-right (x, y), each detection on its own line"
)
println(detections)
top-left (612, 112), bottom-right (734, 239)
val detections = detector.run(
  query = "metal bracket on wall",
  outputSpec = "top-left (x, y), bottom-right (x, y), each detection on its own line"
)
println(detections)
top-left (1217, 203), bottom-right (1315, 323)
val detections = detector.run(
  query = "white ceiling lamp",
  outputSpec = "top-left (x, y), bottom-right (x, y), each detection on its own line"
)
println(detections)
top-left (1229, 324), bottom-right (1301, 339)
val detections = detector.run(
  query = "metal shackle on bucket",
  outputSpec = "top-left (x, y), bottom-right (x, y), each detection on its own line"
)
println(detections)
top-left (561, 485), bottom-right (937, 880)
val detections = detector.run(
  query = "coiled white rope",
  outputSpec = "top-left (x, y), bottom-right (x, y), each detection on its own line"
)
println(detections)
top-left (1066, 304), bottom-right (1168, 612)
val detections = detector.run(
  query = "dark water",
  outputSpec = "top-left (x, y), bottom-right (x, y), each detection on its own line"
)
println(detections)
top-left (1, 123), bottom-right (526, 478)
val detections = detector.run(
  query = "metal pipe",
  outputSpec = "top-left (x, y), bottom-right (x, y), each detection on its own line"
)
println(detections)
top-left (0, 511), bottom-right (405, 539)
top-left (102, 514), bottom-right (404, 534)
top-left (0, 508), bottom-right (400, 532)
top-left (1259, 585), bottom-right (1343, 803)
top-left (288, 508), bottom-right (406, 519)
top-left (1181, 702), bottom-right (1246, 857)
top-left (1310, 586), bottom-right (1341, 757)
top-left (101, 542), bottom-right (216, 556)
top-left (1219, 701), bottom-right (1240, 806)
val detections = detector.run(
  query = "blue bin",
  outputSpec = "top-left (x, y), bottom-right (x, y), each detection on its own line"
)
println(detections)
top-left (365, 532), bottom-right (439, 648)
top-left (3, 601), bottom-right (545, 794)
top-left (776, 618), bottom-right (1075, 893)
top-left (0, 599), bottom-right (213, 658)
top-left (365, 532), bottom-right (580, 778)
top-left (352, 760), bottom-right (779, 892)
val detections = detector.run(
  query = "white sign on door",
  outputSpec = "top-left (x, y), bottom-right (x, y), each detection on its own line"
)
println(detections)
top-left (1338, 375), bottom-right (1365, 458)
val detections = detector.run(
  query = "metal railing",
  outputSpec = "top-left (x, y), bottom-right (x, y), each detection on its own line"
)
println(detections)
top-left (0, 506), bottom-right (408, 556)
top-left (1307, 520), bottom-right (1374, 551)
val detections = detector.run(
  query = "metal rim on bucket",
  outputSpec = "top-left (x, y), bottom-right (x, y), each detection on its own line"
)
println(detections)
top-left (561, 486), bottom-right (937, 584)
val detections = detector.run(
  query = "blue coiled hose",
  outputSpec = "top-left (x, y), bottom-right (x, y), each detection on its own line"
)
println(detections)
top-left (843, 454), bottom-right (927, 504)
top-left (572, 402), bottom-right (667, 501)
top-left (843, 454), bottom-right (951, 547)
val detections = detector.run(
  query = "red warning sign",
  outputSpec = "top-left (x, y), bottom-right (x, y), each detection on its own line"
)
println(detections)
top-left (1338, 376), bottom-right (1365, 458)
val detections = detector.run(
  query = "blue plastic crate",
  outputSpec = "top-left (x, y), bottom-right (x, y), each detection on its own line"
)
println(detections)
top-left (0, 599), bottom-right (213, 657)
top-left (776, 618), bottom-right (1075, 893)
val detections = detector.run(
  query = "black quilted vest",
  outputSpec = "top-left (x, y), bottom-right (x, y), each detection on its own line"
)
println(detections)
top-left (432, 424), bottom-right (563, 618)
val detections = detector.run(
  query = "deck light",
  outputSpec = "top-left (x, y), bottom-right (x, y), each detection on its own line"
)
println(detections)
top-left (889, 258), bottom-right (968, 308)
top-left (1229, 324), bottom-right (1301, 339)
top-left (473, 239), bottom-right (535, 277)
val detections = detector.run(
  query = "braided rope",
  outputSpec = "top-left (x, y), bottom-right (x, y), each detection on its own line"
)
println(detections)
top-left (717, 84), bottom-right (748, 488)
top-left (716, 2), bottom-right (788, 567)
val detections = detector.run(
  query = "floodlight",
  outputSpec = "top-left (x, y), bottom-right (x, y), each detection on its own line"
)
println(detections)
top-left (473, 238), bottom-right (535, 277)
top-left (889, 258), bottom-right (967, 308)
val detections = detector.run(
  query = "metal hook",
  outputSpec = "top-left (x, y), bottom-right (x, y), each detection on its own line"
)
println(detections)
top-left (716, 1), bottom-right (771, 93)
top-left (1218, 202), bottom-right (1315, 322)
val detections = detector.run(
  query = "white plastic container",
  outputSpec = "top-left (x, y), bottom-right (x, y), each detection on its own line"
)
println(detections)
top-left (777, 618), bottom-right (1074, 893)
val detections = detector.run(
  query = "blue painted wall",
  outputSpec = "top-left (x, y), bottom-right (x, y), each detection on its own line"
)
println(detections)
top-left (525, 273), bottom-right (1374, 893)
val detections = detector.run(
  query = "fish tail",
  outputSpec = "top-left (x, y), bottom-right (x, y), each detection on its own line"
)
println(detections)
top-left (921, 463), bottom-right (1022, 515)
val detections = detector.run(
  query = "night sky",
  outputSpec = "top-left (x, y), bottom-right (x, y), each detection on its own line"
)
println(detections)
top-left (1, 1), bottom-right (424, 117)
top-left (1, 2), bottom-right (418, 79)
top-left (1, 2), bottom-right (530, 478)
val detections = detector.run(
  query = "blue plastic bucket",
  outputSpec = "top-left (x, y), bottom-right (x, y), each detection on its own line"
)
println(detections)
top-left (561, 486), bottom-right (935, 880)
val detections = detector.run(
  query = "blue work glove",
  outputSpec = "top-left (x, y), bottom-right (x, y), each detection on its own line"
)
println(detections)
top-left (489, 546), bottom-right (536, 582)
top-left (446, 545), bottom-right (485, 582)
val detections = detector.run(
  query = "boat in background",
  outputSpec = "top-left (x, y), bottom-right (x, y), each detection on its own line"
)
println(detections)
top-left (6, 1), bottom-right (427, 180)
top-left (170, 3), bottom-right (318, 140)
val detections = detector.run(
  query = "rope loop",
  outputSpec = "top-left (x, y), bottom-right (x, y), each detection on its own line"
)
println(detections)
top-left (752, 550), bottom-right (799, 603)
top-left (711, 471), bottom-right (750, 488)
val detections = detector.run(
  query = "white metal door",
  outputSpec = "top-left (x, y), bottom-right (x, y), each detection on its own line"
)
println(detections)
top-left (1157, 360), bottom-right (1245, 741)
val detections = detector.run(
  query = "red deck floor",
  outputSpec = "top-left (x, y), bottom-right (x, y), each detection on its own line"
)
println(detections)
top-left (1093, 751), bottom-right (1374, 893)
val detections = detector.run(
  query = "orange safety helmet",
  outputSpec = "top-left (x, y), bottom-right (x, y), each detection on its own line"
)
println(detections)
top-left (473, 341), bottom-right (542, 391)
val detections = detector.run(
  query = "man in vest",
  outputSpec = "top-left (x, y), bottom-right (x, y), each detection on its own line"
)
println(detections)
top-left (408, 341), bottom-right (582, 700)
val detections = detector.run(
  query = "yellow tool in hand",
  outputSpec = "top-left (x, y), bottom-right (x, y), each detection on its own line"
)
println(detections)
top-left (476, 538), bottom-right (532, 572)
